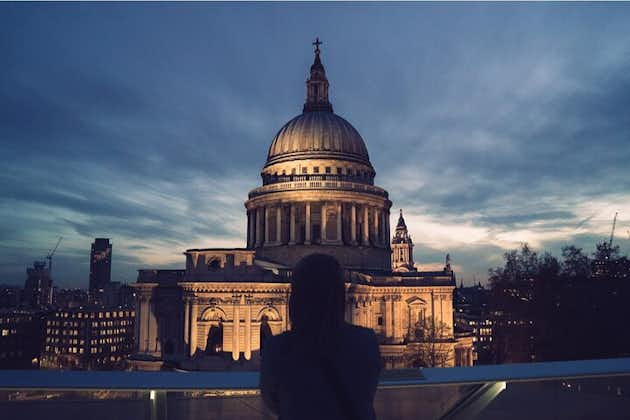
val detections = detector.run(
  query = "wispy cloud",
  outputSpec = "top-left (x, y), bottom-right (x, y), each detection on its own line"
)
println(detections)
top-left (1, 3), bottom-right (629, 286)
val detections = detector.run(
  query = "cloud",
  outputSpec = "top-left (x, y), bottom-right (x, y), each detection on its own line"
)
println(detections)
top-left (1, 4), bottom-right (630, 287)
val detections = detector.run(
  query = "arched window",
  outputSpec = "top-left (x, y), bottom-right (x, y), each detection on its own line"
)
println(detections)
top-left (206, 322), bottom-right (223, 355)
top-left (260, 315), bottom-right (273, 356)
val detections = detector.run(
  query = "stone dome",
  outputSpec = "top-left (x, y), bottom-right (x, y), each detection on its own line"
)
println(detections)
top-left (265, 111), bottom-right (372, 167)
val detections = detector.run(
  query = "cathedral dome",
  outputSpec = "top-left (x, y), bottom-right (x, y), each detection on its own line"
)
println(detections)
top-left (266, 111), bottom-right (371, 166)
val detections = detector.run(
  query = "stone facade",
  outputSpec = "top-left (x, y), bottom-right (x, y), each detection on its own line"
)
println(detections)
top-left (128, 44), bottom-right (473, 371)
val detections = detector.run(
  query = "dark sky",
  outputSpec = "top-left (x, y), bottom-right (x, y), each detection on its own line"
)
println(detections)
top-left (1, 3), bottom-right (629, 288)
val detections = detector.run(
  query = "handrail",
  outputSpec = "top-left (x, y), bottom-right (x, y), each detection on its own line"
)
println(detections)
top-left (0, 358), bottom-right (629, 391)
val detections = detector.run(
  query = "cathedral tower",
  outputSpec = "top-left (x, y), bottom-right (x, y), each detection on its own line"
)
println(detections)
top-left (391, 209), bottom-right (415, 272)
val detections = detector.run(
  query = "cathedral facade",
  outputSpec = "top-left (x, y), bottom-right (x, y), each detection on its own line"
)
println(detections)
top-left (130, 43), bottom-right (473, 371)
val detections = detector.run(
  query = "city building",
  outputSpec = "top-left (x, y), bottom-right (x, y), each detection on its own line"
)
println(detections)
top-left (23, 261), bottom-right (53, 309)
top-left (0, 309), bottom-right (47, 369)
top-left (89, 238), bottom-right (112, 304)
top-left (41, 307), bottom-right (135, 370)
top-left (101, 282), bottom-right (137, 308)
top-left (0, 284), bottom-right (22, 309)
top-left (53, 288), bottom-right (89, 309)
top-left (129, 43), bottom-right (473, 371)
top-left (454, 283), bottom-right (494, 364)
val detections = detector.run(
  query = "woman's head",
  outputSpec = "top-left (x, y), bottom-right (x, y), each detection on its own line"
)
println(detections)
top-left (289, 253), bottom-right (346, 336)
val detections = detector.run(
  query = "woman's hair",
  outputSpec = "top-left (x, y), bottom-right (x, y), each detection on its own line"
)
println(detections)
top-left (289, 253), bottom-right (346, 346)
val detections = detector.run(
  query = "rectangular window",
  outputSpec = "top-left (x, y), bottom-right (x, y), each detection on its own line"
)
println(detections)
top-left (377, 317), bottom-right (384, 326)
top-left (313, 167), bottom-right (319, 174)
top-left (337, 167), bottom-right (342, 174)
top-left (325, 167), bottom-right (331, 174)
top-left (301, 167), bottom-right (308, 174)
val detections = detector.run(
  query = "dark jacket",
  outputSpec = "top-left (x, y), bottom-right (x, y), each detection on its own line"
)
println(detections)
top-left (260, 323), bottom-right (381, 420)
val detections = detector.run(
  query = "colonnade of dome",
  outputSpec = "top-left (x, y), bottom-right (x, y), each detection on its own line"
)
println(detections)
top-left (246, 200), bottom-right (390, 248)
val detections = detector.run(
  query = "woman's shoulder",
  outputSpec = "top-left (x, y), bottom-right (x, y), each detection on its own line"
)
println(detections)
top-left (342, 323), bottom-right (378, 343)
top-left (264, 330), bottom-right (293, 352)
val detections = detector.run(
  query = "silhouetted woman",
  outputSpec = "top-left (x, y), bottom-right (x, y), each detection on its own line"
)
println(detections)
top-left (260, 253), bottom-right (381, 420)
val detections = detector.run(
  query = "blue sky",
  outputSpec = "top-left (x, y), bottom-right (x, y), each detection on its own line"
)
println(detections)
top-left (1, 3), bottom-right (630, 288)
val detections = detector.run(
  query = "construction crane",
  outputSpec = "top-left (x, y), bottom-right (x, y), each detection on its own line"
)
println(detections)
top-left (609, 212), bottom-right (618, 247)
top-left (46, 236), bottom-right (63, 274)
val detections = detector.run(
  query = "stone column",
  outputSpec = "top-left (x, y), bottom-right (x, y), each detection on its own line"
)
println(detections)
top-left (305, 203), bottom-right (311, 245)
top-left (232, 296), bottom-right (240, 361)
top-left (276, 206), bottom-right (282, 245)
top-left (351, 204), bottom-right (357, 245)
top-left (189, 300), bottom-right (198, 357)
top-left (374, 207), bottom-right (380, 246)
top-left (183, 298), bottom-right (190, 350)
top-left (345, 299), bottom-right (353, 323)
top-left (249, 211), bottom-right (256, 248)
top-left (383, 297), bottom-right (391, 340)
top-left (245, 297), bottom-right (252, 361)
top-left (336, 202), bottom-right (342, 244)
top-left (138, 295), bottom-right (149, 353)
top-left (289, 204), bottom-right (296, 245)
top-left (362, 206), bottom-right (369, 245)
top-left (255, 207), bottom-right (263, 247)
top-left (321, 202), bottom-right (327, 242)
top-left (134, 294), bottom-right (141, 352)
top-left (264, 207), bottom-right (270, 246)
top-left (246, 211), bottom-right (251, 248)
top-left (392, 297), bottom-right (401, 343)
top-left (147, 299), bottom-right (159, 354)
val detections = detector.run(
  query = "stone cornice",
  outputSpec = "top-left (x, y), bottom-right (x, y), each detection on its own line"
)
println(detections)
top-left (178, 282), bottom-right (290, 294)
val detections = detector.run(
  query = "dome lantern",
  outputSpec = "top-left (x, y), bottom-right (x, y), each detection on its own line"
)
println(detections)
top-left (303, 37), bottom-right (333, 113)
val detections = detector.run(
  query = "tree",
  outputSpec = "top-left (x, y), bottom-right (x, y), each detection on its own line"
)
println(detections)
top-left (405, 316), bottom-right (454, 368)
top-left (560, 246), bottom-right (590, 279)
top-left (489, 241), bottom-right (630, 363)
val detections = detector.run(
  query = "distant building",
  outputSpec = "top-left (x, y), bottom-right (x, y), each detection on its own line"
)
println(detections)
top-left (0, 285), bottom-right (22, 309)
top-left (0, 309), bottom-right (47, 369)
top-left (592, 255), bottom-right (630, 280)
top-left (454, 283), bottom-right (494, 364)
top-left (23, 261), bottom-right (53, 308)
top-left (89, 238), bottom-right (112, 304)
top-left (41, 307), bottom-right (135, 370)
top-left (53, 288), bottom-right (89, 309)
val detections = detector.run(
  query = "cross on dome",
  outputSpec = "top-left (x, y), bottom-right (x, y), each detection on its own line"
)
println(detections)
top-left (312, 37), bottom-right (322, 55)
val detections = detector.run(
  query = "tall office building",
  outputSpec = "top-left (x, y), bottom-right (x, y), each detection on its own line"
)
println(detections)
top-left (23, 261), bottom-right (53, 308)
top-left (89, 238), bottom-right (112, 304)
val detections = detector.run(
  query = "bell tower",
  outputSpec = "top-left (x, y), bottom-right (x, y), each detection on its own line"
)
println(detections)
top-left (391, 209), bottom-right (415, 272)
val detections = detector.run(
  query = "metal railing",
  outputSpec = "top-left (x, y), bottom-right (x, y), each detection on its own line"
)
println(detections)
top-left (1, 358), bottom-right (629, 419)
top-left (248, 179), bottom-right (389, 199)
